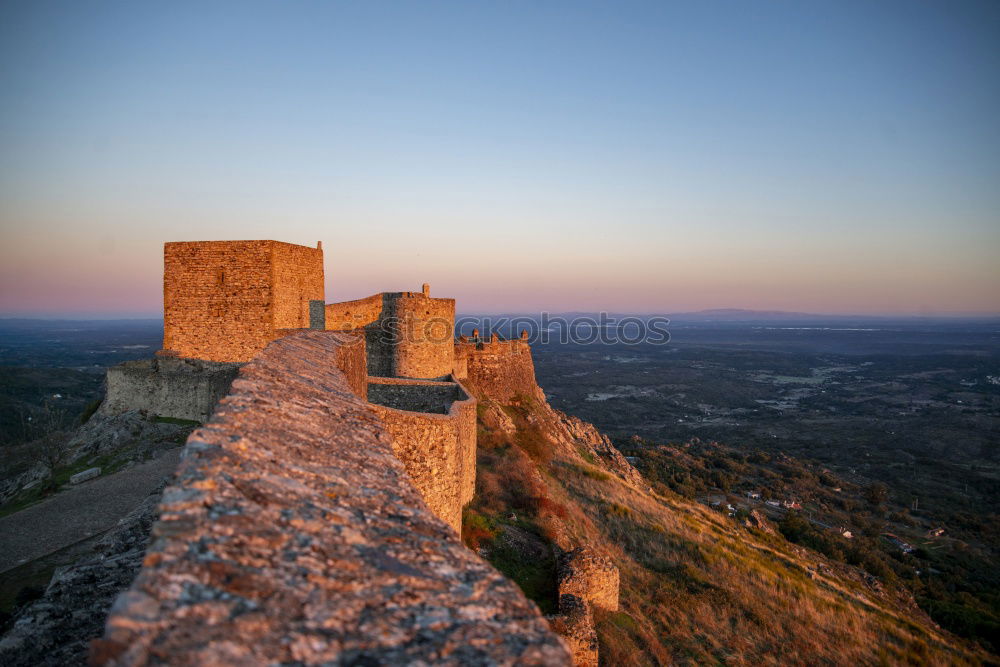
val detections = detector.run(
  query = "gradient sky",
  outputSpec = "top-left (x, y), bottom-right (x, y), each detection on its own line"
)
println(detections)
top-left (1, 1), bottom-right (998, 317)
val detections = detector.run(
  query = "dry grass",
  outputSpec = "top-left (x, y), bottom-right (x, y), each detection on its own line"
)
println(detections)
top-left (464, 392), bottom-right (989, 665)
top-left (556, 466), bottom-right (988, 666)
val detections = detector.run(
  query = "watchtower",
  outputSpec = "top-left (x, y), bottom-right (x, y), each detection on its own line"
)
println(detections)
top-left (162, 240), bottom-right (324, 362)
top-left (388, 286), bottom-right (456, 379)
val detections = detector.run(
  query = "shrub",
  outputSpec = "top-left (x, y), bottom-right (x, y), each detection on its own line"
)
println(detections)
top-left (865, 482), bottom-right (889, 506)
top-left (607, 502), bottom-right (633, 518)
top-left (78, 398), bottom-right (102, 424)
top-left (514, 424), bottom-right (552, 464)
top-left (486, 532), bottom-right (559, 615)
top-left (569, 462), bottom-right (610, 481)
top-left (536, 495), bottom-right (569, 519)
top-left (462, 509), bottom-right (499, 550)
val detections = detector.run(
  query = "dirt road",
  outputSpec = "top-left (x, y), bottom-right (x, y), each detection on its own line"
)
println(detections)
top-left (0, 449), bottom-right (181, 574)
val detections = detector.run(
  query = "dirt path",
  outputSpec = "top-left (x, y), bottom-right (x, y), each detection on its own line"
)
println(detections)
top-left (0, 449), bottom-right (182, 574)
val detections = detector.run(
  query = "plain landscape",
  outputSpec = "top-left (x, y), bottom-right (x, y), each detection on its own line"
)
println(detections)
top-left (2, 315), bottom-right (997, 661)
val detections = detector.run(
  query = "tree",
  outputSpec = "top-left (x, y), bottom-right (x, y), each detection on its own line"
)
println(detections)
top-left (866, 481), bottom-right (889, 506)
top-left (27, 400), bottom-right (72, 490)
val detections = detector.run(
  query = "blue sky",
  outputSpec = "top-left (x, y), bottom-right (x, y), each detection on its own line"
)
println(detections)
top-left (1, 1), bottom-right (998, 316)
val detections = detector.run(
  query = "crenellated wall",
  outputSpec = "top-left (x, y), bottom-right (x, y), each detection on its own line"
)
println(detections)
top-left (367, 376), bottom-right (476, 531)
top-left (456, 336), bottom-right (543, 403)
top-left (93, 332), bottom-right (568, 666)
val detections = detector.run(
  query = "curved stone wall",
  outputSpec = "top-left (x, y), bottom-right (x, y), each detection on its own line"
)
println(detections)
top-left (393, 292), bottom-right (456, 379)
top-left (325, 291), bottom-right (456, 380)
top-left (94, 331), bottom-right (568, 666)
top-left (367, 376), bottom-right (477, 531)
top-left (323, 293), bottom-right (384, 331)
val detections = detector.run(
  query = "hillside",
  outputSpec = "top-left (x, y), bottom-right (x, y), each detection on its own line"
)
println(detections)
top-left (459, 377), bottom-right (989, 664)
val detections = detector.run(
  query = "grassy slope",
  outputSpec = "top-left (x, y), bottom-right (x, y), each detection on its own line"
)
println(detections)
top-left (463, 395), bottom-right (988, 666)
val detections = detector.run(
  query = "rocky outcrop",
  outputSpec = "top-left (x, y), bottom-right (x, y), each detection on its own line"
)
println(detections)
top-left (549, 410), bottom-right (645, 488)
top-left (0, 483), bottom-right (165, 667)
top-left (462, 342), bottom-right (629, 666)
top-left (744, 508), bottom-right (775, 535)
top-left (93, 331), bottom-right (569, 666)
top-left (0, 412), bottom-right (191, 507)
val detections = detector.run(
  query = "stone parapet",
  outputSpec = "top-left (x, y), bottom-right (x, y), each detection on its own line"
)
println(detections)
top-left (93, 331), bottom-right (567, 666)
top-left (367, 376), bottom-right (477, 530)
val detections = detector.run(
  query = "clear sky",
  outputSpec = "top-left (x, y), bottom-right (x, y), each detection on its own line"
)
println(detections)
top-left (1, 1), bottom-right (998, 317)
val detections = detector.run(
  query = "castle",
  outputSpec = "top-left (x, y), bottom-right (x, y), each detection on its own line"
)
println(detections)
top-left (95, 239), bottom-right (618, 665)
top-left (105, 239), bottom-right (538, 532)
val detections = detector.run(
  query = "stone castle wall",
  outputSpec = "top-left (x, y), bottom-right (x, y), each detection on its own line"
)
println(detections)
top-left (551, 594), bottom-right (599, 667)
top-left (457, 337), bottom-right (543, 403)
top-left (162, 241), bottom-right (323, 362)
top-left (274, 328), bottom-right (368, 400)
top-left (94, 331), bottom-right (568, 665)
top-left (326, 290), bottom-right (455, 380)
top-left (549, 548), bottom-right (619, 667)
top-left (271, 242), bottom-right (325, 330)
top-left (557, 547), bottom-right (620, 612)
top-left (393, 292), bottom-right (455, 379)
top-left (99, 357), bottom-right (241, 422)
top-left (368, 380), bottom-right (462, 414)
top-left (324, 293), bottom-right (384, 330)
top-left (326, 294), bottom-right (395, 376)
top-left (366, 376), bottom-right (476, 531)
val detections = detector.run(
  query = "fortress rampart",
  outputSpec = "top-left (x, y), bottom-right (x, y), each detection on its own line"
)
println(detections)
top-left (90, 239), bottom-right (632, 666)
top-left (100, 357), bottom-right (241, 422)
top-left (367, 376), bottom-right (476, 531)
top-left (94, 331), bottom-right (568, 665)
top-left (456, 334), bottom-right (544, 403)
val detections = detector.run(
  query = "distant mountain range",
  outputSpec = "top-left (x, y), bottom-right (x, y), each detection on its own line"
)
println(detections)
top-left (458, 309), bottom-right (1000, 322)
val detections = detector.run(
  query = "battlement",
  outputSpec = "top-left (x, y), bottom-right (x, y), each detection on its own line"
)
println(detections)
top-left (454, 332), bottom-right (542, 403)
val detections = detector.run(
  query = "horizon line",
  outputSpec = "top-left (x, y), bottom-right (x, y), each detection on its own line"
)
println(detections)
top-left (2, 309), bottom-right (1000, 322)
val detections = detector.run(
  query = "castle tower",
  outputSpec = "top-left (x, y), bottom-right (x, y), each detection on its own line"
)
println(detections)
top-left (162, 240), bottom-right (324, 362)
top-left (390, 288), bottom-right (455, 379)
